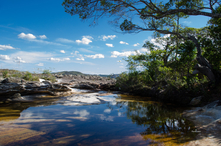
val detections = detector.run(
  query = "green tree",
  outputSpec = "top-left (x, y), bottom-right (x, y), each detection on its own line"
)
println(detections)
top-left (63, 0), bottom-right (221, 83)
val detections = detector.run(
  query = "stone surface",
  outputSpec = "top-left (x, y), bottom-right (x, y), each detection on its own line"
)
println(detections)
top-left (189, 96), bottom-right (203, 106)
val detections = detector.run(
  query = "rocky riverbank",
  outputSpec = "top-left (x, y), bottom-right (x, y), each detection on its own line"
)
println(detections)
top-left (0, 74), bottom-right (117, 102)
top-left (183, 100), bottom-right (221, 146)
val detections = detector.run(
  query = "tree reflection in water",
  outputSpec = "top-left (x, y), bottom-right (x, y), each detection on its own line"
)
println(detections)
top-left (112, 95), bottom-right (198, 144)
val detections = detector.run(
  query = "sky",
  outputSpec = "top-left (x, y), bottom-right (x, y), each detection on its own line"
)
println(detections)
top-left (0, 0), bottom-right (211, 74)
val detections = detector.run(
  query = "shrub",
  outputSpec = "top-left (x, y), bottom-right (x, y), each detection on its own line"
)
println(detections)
top-left (23, 72), bottom-right (33, 81)
top-left (3, 70), bottom-right (9, 78)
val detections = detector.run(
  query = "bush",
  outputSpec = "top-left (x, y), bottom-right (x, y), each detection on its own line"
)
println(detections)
top-left (23, 72), bottom-right (33, 81)
top-left (3, 70), bottom-right (8, 78)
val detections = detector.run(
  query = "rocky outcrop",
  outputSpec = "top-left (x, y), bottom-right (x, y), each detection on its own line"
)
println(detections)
top-left (0, 78), bottom-right (73, 100)
top-left (56, 75), bottom-right (117, 91)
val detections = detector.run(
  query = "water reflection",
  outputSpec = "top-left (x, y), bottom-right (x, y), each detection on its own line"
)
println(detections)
top-left (114, 95), bottom-right (198, 144)
top-left (0, 93), bottom-right (197, 146)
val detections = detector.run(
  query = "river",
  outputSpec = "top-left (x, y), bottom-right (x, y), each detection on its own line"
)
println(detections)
top-left (0, 89), bottom-right (198, 146)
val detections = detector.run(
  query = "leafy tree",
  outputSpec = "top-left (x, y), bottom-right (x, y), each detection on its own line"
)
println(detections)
top-left (63, 0), bottom-right (221, 83)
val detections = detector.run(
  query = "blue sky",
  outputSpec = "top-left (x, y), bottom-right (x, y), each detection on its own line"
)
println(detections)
top-left (0, 0), bottom-right (210, 74)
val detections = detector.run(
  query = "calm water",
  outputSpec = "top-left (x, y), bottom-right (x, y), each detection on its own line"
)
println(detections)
top-left (0, 91), bottom-right (197, 146)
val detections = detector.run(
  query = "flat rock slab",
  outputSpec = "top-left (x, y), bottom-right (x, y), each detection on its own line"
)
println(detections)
top-left (60, 92), bottom-right (115, 106)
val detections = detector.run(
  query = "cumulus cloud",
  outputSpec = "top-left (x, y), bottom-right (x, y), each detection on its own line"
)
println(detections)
top-left (139, 48), bottom-right (150, 53)
top-left (56, 38), bottom-right (75, 43)
top-left (133, 43), bottom-right (140, 47)
top-left (36, 63), bottom-right (44, 66)
top-left (39, 35), bottom-right (47, 39)
top-left (60, 50), bottom-right (65, 53)
top-left (18, 33), bottom-right (36, 40)
top-left (76, 55), bottom-right (84, 61)
top-left (49, 57), bottom-right (70, 62)
top-left (71, 51), bottom-right (79, 56)
top-left (74, 110), bottom-right (90, 117)
top-left (101, 35), bottom-right (116, 41)
top-left (111, 51), bottom-right (139, 58)
top-left (76, 36), bottom-right (93, 45)
top-left (85, 54), bottom-right (104, 59)
top-left (0, 55), bottom-right (10, 60)
top-left (106, 43), bottom-right (114, 47)
top-left (120, 41), bottom-right (129, 45)
top-left (0, 44), bottom-right (16, 50)
top-left (18, 33), bottom-right (65, 46)
top-left (14, 56), bottom-right (25, 63)
top-left (149, 34), bottom-right (171, 50)
top-left (104, 109), bottom-right (111, 113)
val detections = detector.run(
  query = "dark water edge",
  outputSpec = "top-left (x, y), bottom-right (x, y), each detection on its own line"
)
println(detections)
top-left (0, 91), bottom-right (198, 146)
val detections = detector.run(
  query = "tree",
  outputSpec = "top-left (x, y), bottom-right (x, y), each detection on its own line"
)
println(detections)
top-left (62, 0), bottom-right (221, 83)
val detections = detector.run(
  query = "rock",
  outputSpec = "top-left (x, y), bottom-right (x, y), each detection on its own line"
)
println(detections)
top-left (0, 83), bottom-right (21, 95)
top-left (189, 96), bottom-right (203, 106)
top-left (1, 78), bottom-right (10, 83)
top-left (11, 93), bottom-right (21, 99)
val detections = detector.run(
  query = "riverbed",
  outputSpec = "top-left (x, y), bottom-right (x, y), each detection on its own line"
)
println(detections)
top-left (0, 89), bottom-right (198, 146)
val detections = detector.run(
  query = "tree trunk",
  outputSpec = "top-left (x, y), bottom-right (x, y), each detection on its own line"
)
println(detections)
top-left (188, 35), bottom-right (217, 83)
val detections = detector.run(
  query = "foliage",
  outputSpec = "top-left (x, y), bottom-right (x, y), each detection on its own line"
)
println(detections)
top-left (23, 72), bottom-right (39, 81)
top-left (63, 0), bottom-right (220, 37)
top-left (41, 70), bottom-right (56, 83)
top-left (42, 69), bottom-right (51, 75)
top-left (2, 70), bottom-right (8, 78)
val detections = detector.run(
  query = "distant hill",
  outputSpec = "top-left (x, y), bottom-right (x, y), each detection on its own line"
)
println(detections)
top-left (52, 71), bottom-right (83, 75)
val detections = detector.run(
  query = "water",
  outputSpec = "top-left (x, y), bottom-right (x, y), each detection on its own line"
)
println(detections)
top-left (0, 91), bottom-right (197, 146)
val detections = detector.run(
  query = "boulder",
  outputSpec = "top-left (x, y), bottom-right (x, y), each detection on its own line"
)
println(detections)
top-left (189, 96), bottom-right (203, 106)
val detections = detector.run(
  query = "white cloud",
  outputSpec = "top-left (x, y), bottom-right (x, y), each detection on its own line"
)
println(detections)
top-left (76, 55), bottom-right (84, 61)
top-left (104, 109), bottom-right (111, 113)
top-left (101, 35), bottom-right (116, 41)
top-left (120, 41), bottom-right (129, 45)
top-left (10, 51), bottom-right (53, 63)
top-left (18, 33), bottom-right (65, 46)
top-left (139, 48), bottom-right (150, 54)
top-left (111, 51), bottom-right (139, 58)
top-left (14, 56), bottom-right (25, 63)
top-left (56, 38), bottom-right (75, 43)
top-left (0, 55), bottom-right (10, 60)
top-left (0, 44), bottom-right (16, 50)
top-left (74, 110), bottom-right (90, 117)
top-left (71, 51), bottom-right (79, 56)
top-left (149, 34), bottom-right (171, 50)
top-left (60, 50), bottom-right (65, 53)
top-left (85, 54), bottom-right (104, 59)
top-left (36, 63), bottom-right (44, 66)
top-left (63, 58), bottom-right (70, 61)
top-left (76, 36), bottom-right (93, 45)
top-left (49, 57), bottom-right (70, 62)
top-left (98, 114), bottom-right (114, 121)
top-left (18, 33), bottom-right (36, 40)
top-left (106, 43), bottom-right (114, 47)
top-left (39, 35), bottom-right (47, 39)
top-left (133, 43), bottom-right (140, 47)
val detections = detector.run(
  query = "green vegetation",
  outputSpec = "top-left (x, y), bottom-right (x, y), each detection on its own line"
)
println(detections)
top-left (0, 69), bottom-right (56, 83)
top-left (23, 72), bottom-right (39, 81)
top-left (63, 0), bottom-right (221, 104)
top-left (2, 70), bottom-right (8, 78)
top-left (42, 70), bottom-right (56, 83)
top-left (53, 71), bottom-right (83, 75)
